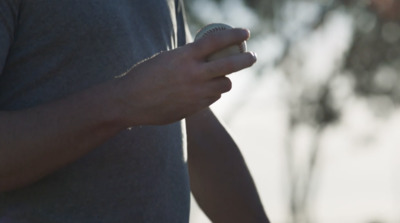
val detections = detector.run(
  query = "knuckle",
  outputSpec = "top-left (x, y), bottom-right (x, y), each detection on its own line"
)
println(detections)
top-left (187, 41), bottom-right (203, 56)
top-left (179, 46), bottom-right (195, 62)
top-left (200, 34), bottom-right (221, 50)
top-left (204, 65), bottom-right (217, 76)
top-left (223, 60), bottom-right (237, 73)
top-left (187, 64), bottom-right (203, 81)
top-left (206, 34), bottom-right (220, 45)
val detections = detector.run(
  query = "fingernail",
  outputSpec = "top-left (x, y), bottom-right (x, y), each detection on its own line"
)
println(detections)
top-left (243, 29), bottom-right (251, 39)
top-left (251, 52), bottom-right (258, 61)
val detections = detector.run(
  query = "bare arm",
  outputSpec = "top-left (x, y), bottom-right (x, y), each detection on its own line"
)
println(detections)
top-left (0, 28), bottom-right (254, 192)
top-left (0, 81), bottom-right (124, 192)
top-left (186, 108), bottom-right (270, 223)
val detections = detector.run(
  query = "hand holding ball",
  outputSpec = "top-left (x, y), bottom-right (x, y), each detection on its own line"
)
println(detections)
top-left (194, 23), bottom-right (248, 61)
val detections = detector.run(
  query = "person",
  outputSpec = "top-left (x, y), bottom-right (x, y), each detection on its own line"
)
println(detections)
top-left (0, 0), bottom-right (269, 222)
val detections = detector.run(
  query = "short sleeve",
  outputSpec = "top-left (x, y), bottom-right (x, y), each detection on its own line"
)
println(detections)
top-left (0, 0), bottom-right (20, 75)
top-left (175, 0), bottom-right (193, 46)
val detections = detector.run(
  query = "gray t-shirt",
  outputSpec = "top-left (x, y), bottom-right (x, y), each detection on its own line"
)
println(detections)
top-left (0, 0), bottom-right (191, 222)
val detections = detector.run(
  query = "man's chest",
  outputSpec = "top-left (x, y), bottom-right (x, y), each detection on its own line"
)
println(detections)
top-left (15, 0), bottom-right (178, 45)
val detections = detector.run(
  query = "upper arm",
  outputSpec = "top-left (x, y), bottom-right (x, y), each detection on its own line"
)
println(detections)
top-left (0, 0), bottom-right (20, 75)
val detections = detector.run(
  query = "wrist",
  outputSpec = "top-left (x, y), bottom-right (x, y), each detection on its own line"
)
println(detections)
top-left (83, 79), bottom-right (130, 132)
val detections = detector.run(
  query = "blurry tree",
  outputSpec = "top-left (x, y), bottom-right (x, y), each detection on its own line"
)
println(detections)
top-left (185, 0), bottom-right (400, 222)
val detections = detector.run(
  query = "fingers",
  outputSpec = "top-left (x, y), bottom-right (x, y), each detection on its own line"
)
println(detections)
top-left (197, 77), bottom-right (231, 108)
top-left (181, 27), bottom-right (255, 79)
top-left (190, 76), bottom-right (231, 108)
top-left (206, 76), bottom-right (232, 95)
top-left (191, 28), bottom-right (250, 59)
top-left (201, 52), bottom-right (257, 79)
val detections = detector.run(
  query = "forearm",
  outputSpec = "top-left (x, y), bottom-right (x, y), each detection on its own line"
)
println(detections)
top-left (186, 108), bottom-right (269, 223)
top-left (0, 80), bottom-right (125, 192)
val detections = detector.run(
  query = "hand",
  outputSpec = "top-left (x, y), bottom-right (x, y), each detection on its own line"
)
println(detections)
top-left (115, 28), bottom-right (257, 126)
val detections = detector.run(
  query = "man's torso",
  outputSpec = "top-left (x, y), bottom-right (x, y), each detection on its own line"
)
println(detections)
top-left (0, 1), bottom-right (191, 222)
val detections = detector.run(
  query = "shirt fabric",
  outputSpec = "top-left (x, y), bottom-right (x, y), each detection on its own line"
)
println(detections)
top-left (0, 0), bottom-right (192, 222)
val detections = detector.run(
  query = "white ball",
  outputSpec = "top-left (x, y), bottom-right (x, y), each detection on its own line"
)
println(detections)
top-left (194, 23), bottom-right (247, 61)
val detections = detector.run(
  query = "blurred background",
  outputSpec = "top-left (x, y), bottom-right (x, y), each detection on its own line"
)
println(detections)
top-left (184, 0), bottom-right (400, 222)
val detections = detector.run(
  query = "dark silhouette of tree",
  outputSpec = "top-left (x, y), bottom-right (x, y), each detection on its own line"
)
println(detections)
top-left (185, 0), bottom-right (400, 222)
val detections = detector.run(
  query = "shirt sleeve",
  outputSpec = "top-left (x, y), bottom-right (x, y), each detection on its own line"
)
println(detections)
top-left (0, 0), bottom-right (20, 75)
top-left (175, 0), bottom-right (193, 47)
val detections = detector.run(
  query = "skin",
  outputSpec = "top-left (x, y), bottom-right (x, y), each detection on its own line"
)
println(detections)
top-left (0, 28), bottom-right (269, 222)
top-left (187, 108), bottom-right (270, 222)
